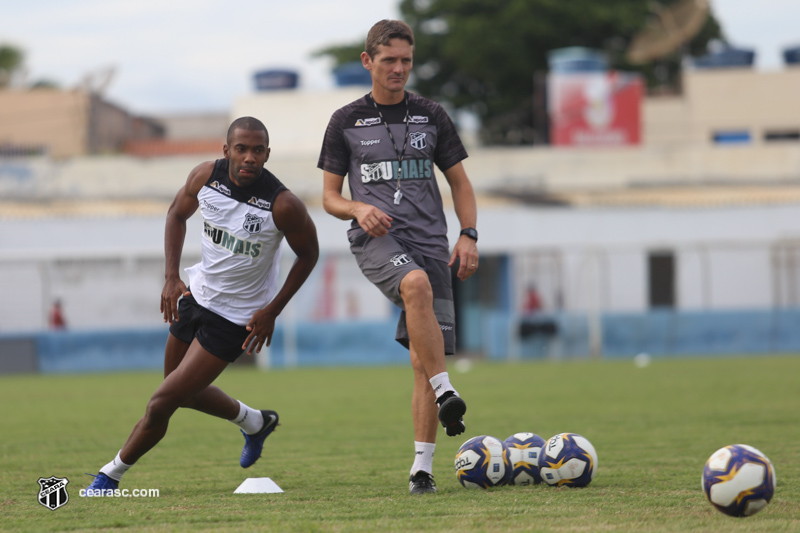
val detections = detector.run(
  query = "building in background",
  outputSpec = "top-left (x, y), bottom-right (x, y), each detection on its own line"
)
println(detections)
top-left (646, 66), bottom-right (800, 146)
top-left (3, 56), bottom-right (800, 370)
top-left (0, 88), bottom-right (163, 158)
top-left (122, 111), bottom-right (228, 158)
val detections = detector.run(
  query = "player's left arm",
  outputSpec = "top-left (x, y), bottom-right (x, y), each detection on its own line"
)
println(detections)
top-left (242, 190), bottom-right (319, 355)
top-left (443, 161), bottom-right (479, 281)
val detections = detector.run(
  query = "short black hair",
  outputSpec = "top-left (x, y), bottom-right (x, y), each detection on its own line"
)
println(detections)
top-left (227, 116), bottom-right (269, 147)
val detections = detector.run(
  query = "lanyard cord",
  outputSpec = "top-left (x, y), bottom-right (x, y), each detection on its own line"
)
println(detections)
top-left (370, 92), bottom-right (409, 201)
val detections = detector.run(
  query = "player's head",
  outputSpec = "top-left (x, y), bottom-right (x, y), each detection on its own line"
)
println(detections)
top-left (227, 116), bottom-right (269, 147)
top-left (363, 20), bottom-right (414, 98)
top-left (365, 19), bottom-right (414, 60)
top-left (224, 116), bottom-right (270, 187)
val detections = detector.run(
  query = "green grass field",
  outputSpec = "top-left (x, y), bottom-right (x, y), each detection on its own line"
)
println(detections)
top-left (2, 355), bottom-right (799, 532)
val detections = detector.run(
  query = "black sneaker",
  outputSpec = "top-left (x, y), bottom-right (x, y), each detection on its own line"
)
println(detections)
top-left (436, 391), bottom-right (466, 436)
top-left (409, 471), bottom-right (437, 494)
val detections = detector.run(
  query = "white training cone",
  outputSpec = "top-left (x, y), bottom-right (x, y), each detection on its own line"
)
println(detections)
top-left (234, 477), bottom-right (284, 494)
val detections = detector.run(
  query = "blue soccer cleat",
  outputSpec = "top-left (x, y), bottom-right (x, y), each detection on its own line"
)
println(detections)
top-left (240, 410), bottom-right (280, 468)
top-left (82, 473), bottom-right (119, 496)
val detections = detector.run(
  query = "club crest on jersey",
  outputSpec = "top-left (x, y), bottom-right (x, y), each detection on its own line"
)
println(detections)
top-left (407, 115), bottom-right (429, 124)
top-left (209, 180), bottom-right (231, 196)
top-left (243, 213), bottom-right (265, 234)
top-left (355, 117), bottom-right (381, 127)
top-left (410, 131), bottom-right (427, 150)
top-left (248, 196), bottom-right (271, 210)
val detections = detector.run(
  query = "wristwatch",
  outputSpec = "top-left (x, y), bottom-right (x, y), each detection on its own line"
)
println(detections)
top-left (460, 227), bottom-right (478, 242)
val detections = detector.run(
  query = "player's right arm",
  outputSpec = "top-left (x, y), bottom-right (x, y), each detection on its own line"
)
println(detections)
top-left (161, 161), bottom-right (213, 324)
top-left (322, 170), bottom-right (392, 237)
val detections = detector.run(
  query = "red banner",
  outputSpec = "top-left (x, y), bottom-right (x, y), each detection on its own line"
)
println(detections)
top-left (548, 71), bottom-right (642, 146)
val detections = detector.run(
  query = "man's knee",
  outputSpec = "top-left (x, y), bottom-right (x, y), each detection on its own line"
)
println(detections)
top-left (144, 394), bottom-right (180, 425)
top-left (400, 270), bottom-right (433, 304)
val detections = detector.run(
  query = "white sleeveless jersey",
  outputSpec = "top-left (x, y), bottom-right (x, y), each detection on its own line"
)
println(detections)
top-left (185, 159), bottom-right (287, 326)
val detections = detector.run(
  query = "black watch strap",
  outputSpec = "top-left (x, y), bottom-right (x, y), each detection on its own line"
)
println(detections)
top-left (460, 227), bottom-right (478, 242)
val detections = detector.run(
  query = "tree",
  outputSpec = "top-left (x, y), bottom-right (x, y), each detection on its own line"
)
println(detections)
top-left (0, 44), bottom-right (61, 90)
top-left (316, 0), bottom-right (722, 145)
top-left (0, 44), bottom-right (24, 88)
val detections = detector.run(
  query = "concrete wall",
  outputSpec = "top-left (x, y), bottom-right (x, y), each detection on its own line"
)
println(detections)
top-left (156, 113), bottom-right (229, 140)
top-left (232, 87), bottom-right (367, 155)
top-left (645, 68), bottom-right (800, 146)
top-left (3, 205), bottom-right (800, 333)
top-left (3, 307), bottom-right (799, 375)
top-left (464, 144), bottom-right (800, 193)
top-left (0, 89), bottom-right (89, 158)
top-left (2, 142), bottom-right (800, 205)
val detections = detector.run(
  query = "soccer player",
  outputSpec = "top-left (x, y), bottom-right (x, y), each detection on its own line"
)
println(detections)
top-left (318, 20), bottom-right (479, 495)
top-left (84, 117), bottom-right (319, 494)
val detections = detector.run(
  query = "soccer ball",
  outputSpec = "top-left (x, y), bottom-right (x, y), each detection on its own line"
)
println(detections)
top-left (538, 433), bottom-right (598, 487)
top-left (702, 444), bottom-right (776, 517)
top-left (454, 435), bottom-right (512, 489)
top-left (504, 432), bottom-right (546, 485)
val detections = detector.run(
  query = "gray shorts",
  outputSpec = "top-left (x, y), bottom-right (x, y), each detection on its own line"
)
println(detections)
top-left (348, 229), bottom-right (456, 354)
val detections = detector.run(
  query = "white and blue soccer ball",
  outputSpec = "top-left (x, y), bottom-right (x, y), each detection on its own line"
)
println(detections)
top-left (538, 433), bottom-right (598, 487)
top-left (504, 432), bottom-right (546, 486)
top-left (702, 444), bottom-right (776, 517)
top-left (454, 435), bottom-right (512, 489)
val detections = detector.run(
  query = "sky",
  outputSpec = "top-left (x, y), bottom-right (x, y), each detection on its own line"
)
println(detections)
top-left (2, 0), bottom-right (798, 116)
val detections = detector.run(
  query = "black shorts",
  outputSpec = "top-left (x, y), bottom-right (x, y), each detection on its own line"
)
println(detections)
top-left (168, 291), bottom-right (248, 362)
top-left (349, 230), bottom-right (456, 355)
